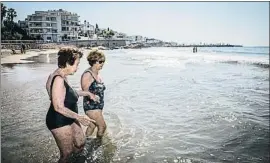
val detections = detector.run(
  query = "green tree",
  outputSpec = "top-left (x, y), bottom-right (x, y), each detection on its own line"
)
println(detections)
top-left (103, 29), bottom-right (115, 39)
top-left (4, 8), bottom-right (17, 36)
top-left (108, 30), bottom-right (114, 38)
top-left (1, 5), bottom-right (34, 40)
top-left (1, 3), bottom-right (7, 23)
top-left (6, 8), bottom-right (17, 22)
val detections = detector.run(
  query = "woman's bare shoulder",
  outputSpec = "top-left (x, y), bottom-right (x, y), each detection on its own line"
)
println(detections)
top-left (46, 71), bottom-right (61, 89)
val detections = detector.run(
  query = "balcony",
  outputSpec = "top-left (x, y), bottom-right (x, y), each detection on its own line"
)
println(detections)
top-left (29, 18), bottom-right (57, 22)
top-left (29, 20), bottom-right (52, 23)
top-left (29, 32), bottom-right (60, 35)
top-left (29, 26), bottom-right (53, 29)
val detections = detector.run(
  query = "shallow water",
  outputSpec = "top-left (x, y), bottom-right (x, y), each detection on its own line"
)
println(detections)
top-left (1, 47), bottom-right (269, 163)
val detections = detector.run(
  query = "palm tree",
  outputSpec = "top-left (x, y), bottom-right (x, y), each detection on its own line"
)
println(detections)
top-left (5, 8), bottom-right (17, 36)
top-left (1, 3), bottom-right (7, 23)
top-left (6, 8), bottom-right (17, 22)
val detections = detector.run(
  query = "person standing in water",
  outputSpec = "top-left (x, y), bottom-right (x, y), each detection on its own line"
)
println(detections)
top-left (21, 43), bottom-right (26, 54)
top-left (45, 47), bottom-right (99, 163)
top-left (81, 48), bottom-right (107, 138)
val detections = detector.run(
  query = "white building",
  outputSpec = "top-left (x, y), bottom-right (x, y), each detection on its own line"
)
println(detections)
top-left (146, 38), bottom-right (161, 44)
top-left (24, 9), bottom-right (80, 42)
top-left (78, 20), bottom-right (95, 39)
top-left (18, 20), bottom-right (28, 31)
top-left (113, 32), bottom-right (127, 39)
top-left (129, 35), bottom-right (145, 43)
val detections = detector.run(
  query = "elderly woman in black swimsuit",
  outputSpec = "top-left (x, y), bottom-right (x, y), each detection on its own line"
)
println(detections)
top-left (81, 49), bottom-right (107, 138)
top-left (45, 47), bottom-right (99, 163)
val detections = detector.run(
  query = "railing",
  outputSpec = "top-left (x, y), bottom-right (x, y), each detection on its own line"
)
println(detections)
top-left (1, 43), bottom-right (59, 50)
top-left (1, 40), bottom-right (40, 43)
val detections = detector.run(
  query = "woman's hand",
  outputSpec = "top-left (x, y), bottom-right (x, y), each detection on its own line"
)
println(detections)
top-left (88, 93), bottom-right (100, 103)
top-left (77, 115), bottom-right (96, 126)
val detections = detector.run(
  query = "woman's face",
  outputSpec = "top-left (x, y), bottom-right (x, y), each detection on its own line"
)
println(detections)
top-left (67, 58), bottom-right (80, 75)
top-left (94, 57), bottom-right (105, 70)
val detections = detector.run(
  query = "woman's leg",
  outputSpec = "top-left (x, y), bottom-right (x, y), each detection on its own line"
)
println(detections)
top-left (85, 110), bottom-right (106, 138)
top-left (85, 110), bottom-right (97, 137)
top-left (93, 110), bottom-right (107, 138)
top-left (71, 121), bottom-right (86, 153)
top-left (51, 126), bottom-right (74, 163)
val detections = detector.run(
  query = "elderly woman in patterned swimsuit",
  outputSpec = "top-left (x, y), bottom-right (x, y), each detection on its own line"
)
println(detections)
top-left (81, 49), bottom-right (107, 138)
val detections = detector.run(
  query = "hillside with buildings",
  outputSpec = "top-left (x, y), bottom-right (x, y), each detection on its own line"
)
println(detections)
top-left (1, 4), bottom-right (242, 49)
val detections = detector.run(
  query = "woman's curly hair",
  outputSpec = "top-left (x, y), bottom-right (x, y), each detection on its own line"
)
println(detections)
top-left (87, 48), bottom-right (105, 66)
top-left (57, 47), bottom-right (83, 68)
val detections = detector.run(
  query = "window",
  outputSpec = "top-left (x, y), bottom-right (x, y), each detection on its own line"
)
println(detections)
top-left (47, 37), bottom-right (51, 40)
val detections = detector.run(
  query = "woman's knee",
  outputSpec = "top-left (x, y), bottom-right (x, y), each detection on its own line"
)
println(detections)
top-left (97, 123), bottom-right (107, 136)
top-left (70, 123), bottom-right (86, 152)
top-left (89, 122), bottom-right (96, 129)
top-left (100, 122), bottom-right (107, 131)
top-left (74, 142), bottom-right (85, 152)
top-left (60, 147), bottom-right (73, 159)
top-left (73, 134), bottom-right (86, 152)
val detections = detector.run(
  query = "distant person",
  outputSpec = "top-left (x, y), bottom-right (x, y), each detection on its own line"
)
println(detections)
top-left (193, 47), bottom-right (196, 53)
top-left (45, 47), bottom-right (99, 163)
top-left (11, 49), bottom-right (16, 54)
top-left (81, 48), bottom-right (107, 138)
top-left (21, 43), bottom-right (26, 54)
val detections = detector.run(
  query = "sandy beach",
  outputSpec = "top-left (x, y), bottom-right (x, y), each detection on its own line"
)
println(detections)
top-left (1, 49), bottom-right (59, 64)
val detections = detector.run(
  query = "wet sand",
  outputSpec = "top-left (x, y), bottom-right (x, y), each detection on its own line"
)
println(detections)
top-left (1, 49), bottom-right (59, 64)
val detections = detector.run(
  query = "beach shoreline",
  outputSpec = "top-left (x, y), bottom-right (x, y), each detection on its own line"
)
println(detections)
top-left (1, 49), bottom-right (59, 64)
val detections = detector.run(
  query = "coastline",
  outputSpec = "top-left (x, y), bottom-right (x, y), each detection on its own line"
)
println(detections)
top-left (1, 49), bottom-right (58, 65)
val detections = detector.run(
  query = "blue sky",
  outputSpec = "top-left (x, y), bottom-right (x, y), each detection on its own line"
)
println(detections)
top-left (3, 2), bottom-right (269, 46)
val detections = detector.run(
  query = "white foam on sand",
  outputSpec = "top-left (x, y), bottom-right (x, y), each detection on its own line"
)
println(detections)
top-left (1, 49), bottom-right (59, 64)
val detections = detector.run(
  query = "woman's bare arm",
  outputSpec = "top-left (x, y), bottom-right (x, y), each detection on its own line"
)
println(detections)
top-left (45, 74), bottom-right (52, 97)
top-left (76, 90), bottom-right (89, 96)
top-left (81, 72), bottom-right (94, 92)
top-left (51, 76), bottom-right (80, 119)
top-left (80, 72), bottom-right (100, 102)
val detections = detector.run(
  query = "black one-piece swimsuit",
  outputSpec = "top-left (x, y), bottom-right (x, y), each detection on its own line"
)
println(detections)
top-left (46, 75), bottom-right (79, 130)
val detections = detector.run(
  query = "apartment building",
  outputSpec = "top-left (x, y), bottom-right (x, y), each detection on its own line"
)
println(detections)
top-left (18, 20), bottom-right (28, 31)
top-left (129, 35), bottom-right (146, 43)
top-left (78, 20), bottom-right (95, 38)
top-left (113, 32), bottom-right (127, 39)
top-left (24, 9), bottom-right (80, 42)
